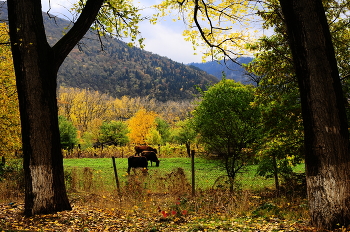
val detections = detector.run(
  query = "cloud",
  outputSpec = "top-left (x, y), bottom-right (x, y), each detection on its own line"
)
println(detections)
top-left (41, 0), bottom-right (203, 63)
top-left (42, 0), bottom-right (268, 64)
top-left (41, 0), bottom-right (74, 20)
top-left (135, 21), bottom-right (203, 63)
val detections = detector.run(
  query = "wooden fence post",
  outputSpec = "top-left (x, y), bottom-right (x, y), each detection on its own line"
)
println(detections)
top-left (191, 150), bottom-right (195, 196)
top-left (112, 157), bottom-right (120, 193)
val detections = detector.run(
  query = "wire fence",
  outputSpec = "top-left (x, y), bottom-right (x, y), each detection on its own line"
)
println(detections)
top-left (63, 149), bottom-right (277, 196)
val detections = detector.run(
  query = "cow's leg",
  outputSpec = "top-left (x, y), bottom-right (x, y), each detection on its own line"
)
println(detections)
top-left (127, 166), bottom-right (131, 174)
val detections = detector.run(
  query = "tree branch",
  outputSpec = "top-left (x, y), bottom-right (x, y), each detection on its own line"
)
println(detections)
top-left (52, 0), bottom-right (104, 69)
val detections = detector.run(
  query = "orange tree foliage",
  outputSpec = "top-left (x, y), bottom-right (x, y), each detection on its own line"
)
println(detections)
top-left (0, 23), bottom-right (21, 157)
top-left (127, 108), bottom-right (158, 144)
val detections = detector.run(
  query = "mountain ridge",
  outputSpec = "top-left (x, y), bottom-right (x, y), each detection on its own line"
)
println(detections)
top-left (0, 3), bottom-right (253, 101)
top-left (189, 57), bottom-right (254, 84)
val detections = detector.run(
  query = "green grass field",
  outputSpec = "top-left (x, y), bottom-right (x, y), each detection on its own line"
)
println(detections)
top-left (63, 157), bottom-right (304, 192)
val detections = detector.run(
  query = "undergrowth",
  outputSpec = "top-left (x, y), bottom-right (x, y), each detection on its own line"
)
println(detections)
top-left (62, 165), bottom-right (308, 223)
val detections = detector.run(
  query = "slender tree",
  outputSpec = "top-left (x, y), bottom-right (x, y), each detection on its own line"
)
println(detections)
top-left (278, 0), bottom-right (350, 229)
top-left (172, 119), bottom-right (197, 157)
top-left (192, 79), bottom-right (260, 188)
top-left (6, 0), bottom-right (141, 216)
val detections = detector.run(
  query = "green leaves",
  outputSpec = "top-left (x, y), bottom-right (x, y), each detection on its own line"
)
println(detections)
top-left (192, 79), bottom-right (260, 180)
top-left (73, 0), bottom-right (145, 48)
top-left (99, 120), bottom-right (130, 146)
top-left (193, 79), bottom-right (259, 150)
top-left (58, 115), bottom-right (78, 149)
top-left (172, 119), bottom-right (197, 145)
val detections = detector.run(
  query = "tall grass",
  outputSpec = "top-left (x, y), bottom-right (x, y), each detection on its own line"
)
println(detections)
top-left (63, 158), bottom-right (307, 222)
top-left (0, 159), bottom-right (24, 202)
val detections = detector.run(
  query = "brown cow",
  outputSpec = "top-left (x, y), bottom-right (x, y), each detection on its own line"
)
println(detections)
top-left (141, 151), bottom-right (160, 167)
top-left (127, 156), bottom-right (148, 174)
top-left (134, 145), bottom-right (157, 156)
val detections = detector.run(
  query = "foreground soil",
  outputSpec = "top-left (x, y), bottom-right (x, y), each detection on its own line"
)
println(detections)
top-left (0, 202), bottom-right (318, 232)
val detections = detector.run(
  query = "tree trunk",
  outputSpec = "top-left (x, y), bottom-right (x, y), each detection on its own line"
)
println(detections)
top-left (7, 0), bottom-right (71, 216)
top-left (272, 153), bottom-right (279, 196)
top-left (279, 0), bottom-right (350, 229)
top-left (7, 0), bottom-right (104, 216)
top-left (185, 142), bottom-right (191, 157)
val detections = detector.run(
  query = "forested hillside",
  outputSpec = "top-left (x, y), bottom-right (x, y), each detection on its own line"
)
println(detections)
top-left (0, 3), bottom-right (218, 101)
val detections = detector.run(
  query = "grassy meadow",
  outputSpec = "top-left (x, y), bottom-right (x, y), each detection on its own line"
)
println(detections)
top-left (63, 157), bottom-right (299, 194)
top-left (1, 156), bottom-right (312, 231)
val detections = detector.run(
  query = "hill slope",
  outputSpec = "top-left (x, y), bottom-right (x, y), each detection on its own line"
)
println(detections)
top-left (0, 3), bottom-right (218, 101)
top-left (189, 57), bottom-right (254, 84)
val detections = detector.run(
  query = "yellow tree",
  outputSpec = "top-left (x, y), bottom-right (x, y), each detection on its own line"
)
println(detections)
top-left (58, 87), bottom-right (82, 121)
top-left (0, 23), bottom-right (21, 157)
top-left (68, 88), bottom-right (112, 133)
top-left (112, 96), bottom-right (137, 120)
top-left (85, 118), bottom-right (104, 144)
top-left (128, 108), bottom-right (158, 144)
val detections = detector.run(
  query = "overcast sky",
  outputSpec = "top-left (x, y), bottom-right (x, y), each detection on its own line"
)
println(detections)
top-left (41, 0), bottom-right (208, 64)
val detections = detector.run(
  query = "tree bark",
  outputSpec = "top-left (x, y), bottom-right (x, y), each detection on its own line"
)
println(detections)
top-left (7, 0), bottom-right (104, 216)
top-left (272, 153), bottom-right (279, 196)
top-left (279, 0), bottom-right (350, 229)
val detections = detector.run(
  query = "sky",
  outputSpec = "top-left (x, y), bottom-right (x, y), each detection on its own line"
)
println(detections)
top-left (40, 0), bottom-right (267, 64)
top-left (40, 0), bottom-right (205, 63)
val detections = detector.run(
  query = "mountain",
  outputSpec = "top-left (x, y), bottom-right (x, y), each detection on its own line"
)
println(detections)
top-left (0, 3), bottom-right (219, 102)
top-left (189, 57), bottom-right (254, 84)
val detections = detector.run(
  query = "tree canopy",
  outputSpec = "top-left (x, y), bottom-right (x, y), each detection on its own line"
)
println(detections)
top-left (0, 23), bottom-right (21, 157)
top-left (98, 120), bottom-right (130, 146)
top-left (192, 79), bottom-right (260, 181)
top-left (127, 108), bottom-right (158, 144)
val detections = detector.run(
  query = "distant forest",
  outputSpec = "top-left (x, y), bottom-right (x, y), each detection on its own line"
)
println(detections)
top-left (43, 9), bottom-right (219, 102)
top-left (0, 3), bottom-right (257, 102)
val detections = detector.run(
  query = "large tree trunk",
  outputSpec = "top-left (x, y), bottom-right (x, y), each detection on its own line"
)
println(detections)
top-left (279, 0), bottom-right (350, 229)
top-left (7, 0), bottom-right (71, 216)
top-left (7, 0), bottom-right (104, 216)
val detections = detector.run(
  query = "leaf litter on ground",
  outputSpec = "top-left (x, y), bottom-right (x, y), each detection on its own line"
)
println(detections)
top-left (0, 202), bottom-right (319, 232)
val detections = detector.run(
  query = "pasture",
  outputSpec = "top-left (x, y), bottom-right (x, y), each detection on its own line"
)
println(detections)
top-left (0, 157), bottom-right (311, 231)
top-left (63, 157), bottom-right (287, 194)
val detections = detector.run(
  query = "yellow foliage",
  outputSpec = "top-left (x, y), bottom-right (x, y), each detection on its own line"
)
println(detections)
top-left (87, 118), bottom-right (103, 140)
top-left (127, 108), bottom-right (158, 144)
top-left (0, 23), bottom-right (22, 157)
top-left (57, 88), bottom-right (195, 145)
top-left (154, 0), bottom-right (259, 60)
top-left (58, 87), bottom-right (114, 133)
